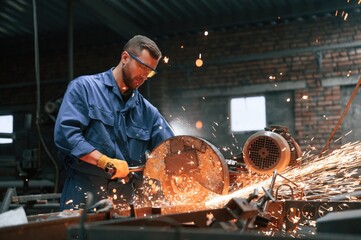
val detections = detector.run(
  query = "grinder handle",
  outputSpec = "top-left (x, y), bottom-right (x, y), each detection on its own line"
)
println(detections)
top-left (105, 165), bottom-right (144, 179)
top-left (129, 165), bottom-right (145, 172)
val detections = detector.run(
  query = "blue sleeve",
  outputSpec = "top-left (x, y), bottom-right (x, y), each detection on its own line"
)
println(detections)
top-left (149, 114), bottom-right (175, 151)
top-left (54, 80), bottom-right (95, 158)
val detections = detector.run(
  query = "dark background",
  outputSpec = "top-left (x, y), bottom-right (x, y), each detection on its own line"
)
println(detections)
top-left (1, 0), bottom-right (361, 195)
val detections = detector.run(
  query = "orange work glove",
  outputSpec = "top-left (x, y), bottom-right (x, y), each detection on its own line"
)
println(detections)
top-left (97, 155), bottom-right (129, 179)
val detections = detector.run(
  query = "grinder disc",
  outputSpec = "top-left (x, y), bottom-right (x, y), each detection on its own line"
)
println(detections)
top-left (142, 135), bottom-right (229, 204)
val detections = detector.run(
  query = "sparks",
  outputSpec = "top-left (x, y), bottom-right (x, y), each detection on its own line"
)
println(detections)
top-left (206, 141), bottom-right (361, 208)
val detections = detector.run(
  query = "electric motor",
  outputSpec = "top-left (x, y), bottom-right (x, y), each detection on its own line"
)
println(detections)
top-left (243, 125), bottom-right (302, 175)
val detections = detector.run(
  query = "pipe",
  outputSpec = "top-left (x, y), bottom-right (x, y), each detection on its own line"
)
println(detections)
top-left (68, 0), bottom-right (74, 82)
top-left (32, 0), bottom-right (59, 194)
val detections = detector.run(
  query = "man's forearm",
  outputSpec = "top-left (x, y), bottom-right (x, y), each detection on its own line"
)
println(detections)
top-left (80, 150), bottom-right (103, 166)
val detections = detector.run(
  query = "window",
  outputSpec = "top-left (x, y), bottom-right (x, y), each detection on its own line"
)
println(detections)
top-left (230, 96), bottom-right (266, 132)
top-left (0, 115), bottom-right (14, 144)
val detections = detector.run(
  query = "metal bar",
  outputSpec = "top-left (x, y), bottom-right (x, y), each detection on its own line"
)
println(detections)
top-left (0, 212), bottom-right (108, 240)
top-left (328, 190), bottom-right (361, 201)
top-left (179, 80), bottom-right (306, 98)
top-left (0, 78), bottom-right (67, 89)
top-left (0, 188), bottom-right (16, 213)
top-left (0, 133), bottom-right (16, 139)
top-left (109, 208), bottom-right (235, 228)
top-left (12, 193), bottom-right (61, 204)
top-left (10, 203), bottom-right (60, 209)
top-left (319, 76), bottom-right (361, 157)
top-left (181, 40), bottom-right (361, 67)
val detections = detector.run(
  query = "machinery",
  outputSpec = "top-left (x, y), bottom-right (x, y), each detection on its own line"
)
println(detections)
top-left (243, 125), bottom-right (302, 175)
top-left (141, 135), bottom-right (229, 206)
top-left (2, 126), bottom-right (361, 240)
top-left (140, 126), bottom-right (302, 205)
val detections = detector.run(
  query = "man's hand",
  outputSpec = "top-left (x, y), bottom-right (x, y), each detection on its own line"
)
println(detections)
top-left (97, 155), bottom-right (129, 179)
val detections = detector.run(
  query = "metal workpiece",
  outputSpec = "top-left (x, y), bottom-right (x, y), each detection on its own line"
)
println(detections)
top-left (142, 135), bottom-right (230, 205)
top-left (67, 195), bottom-right (271, 240)
top-left (226, 198), bottom-right (259, 220)
top-left (0, 210), bottom-right (109, 240)
top-left (264, 200), bottom-right (361, 233)
top-left (66, 194), bottom-right (361, 240)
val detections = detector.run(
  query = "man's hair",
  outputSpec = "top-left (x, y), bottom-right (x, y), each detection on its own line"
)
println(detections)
top-left (123, 35), bottom-right (162, 60)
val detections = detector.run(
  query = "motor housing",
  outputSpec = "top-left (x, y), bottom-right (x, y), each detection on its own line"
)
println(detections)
top-left (243, 125), bottom-right (302, 175)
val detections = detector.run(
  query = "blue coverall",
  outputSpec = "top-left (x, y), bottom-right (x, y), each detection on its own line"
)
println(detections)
top-left (54, 69), bottom-right (175, 210)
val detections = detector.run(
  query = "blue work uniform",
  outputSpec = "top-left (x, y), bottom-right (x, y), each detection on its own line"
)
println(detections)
top-left (54, 69), bottom-right (175, 210)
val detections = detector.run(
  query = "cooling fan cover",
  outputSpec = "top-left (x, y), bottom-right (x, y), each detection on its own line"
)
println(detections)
top-left (243, 130), bottom-right (291, 175)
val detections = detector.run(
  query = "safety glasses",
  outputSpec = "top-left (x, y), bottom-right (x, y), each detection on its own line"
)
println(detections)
top-left (126, 51), bottom-right (157, 78)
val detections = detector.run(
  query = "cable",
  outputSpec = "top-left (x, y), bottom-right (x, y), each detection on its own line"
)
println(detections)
top-left (32, 0), bottom-right (59, 193)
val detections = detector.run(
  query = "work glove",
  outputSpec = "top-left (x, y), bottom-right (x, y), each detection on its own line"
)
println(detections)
top-left (97, 155), bottom-right (129, 179)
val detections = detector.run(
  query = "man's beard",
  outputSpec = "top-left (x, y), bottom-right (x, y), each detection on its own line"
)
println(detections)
top-left (122, 67), bottom-right (134, 90)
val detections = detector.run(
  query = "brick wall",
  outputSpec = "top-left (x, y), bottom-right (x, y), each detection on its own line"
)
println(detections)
top-left (155, 14), bottom-right (361, 157)
top-left (1, 13), bottom-right (361, 160)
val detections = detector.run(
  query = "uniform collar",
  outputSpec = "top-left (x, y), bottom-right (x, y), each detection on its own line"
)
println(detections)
top-left (105, 68), bottom-right (140, 107)
top-left (105, 68), bottom-right (125, 100)
top-left (104, 68), bottom-right (117, 88)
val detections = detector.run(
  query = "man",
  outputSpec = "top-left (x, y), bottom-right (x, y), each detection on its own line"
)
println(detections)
top-left (54, 35), bottom-right (175, 210)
